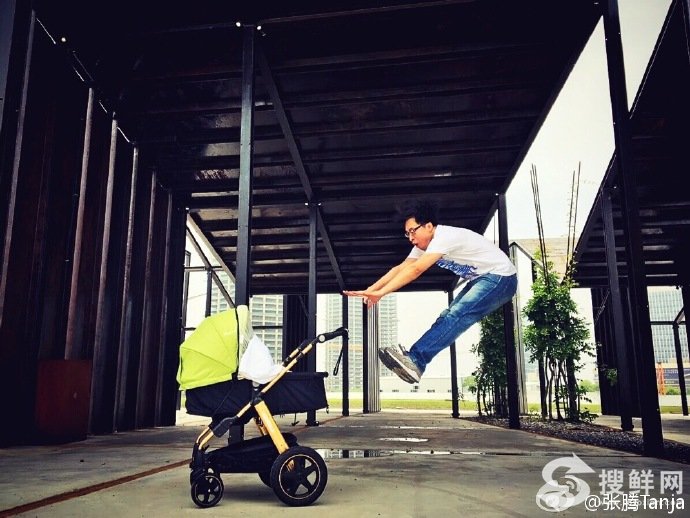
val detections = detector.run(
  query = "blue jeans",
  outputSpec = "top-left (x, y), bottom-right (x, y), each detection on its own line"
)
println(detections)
top-left (408, 273), bottom-right (518, 372)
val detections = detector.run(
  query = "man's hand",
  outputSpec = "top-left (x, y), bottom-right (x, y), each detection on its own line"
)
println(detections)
top-left (343, 289), bottom-right (383, 308)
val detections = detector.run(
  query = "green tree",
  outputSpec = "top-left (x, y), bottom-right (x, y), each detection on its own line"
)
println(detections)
top-left (578, 379), bottom-right (599, 393)
top-left (471, 310), bottom-right (507, 417)
top-left (523, 261), bottom-right (592, 421)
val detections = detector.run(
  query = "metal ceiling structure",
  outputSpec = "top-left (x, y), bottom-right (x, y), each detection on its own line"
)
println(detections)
top-left (33, 0), bottom-right (600, 295)
top-left (12, 0), bottom-right (687, 451)
top-left (574, 0), bottom-right (690, 288)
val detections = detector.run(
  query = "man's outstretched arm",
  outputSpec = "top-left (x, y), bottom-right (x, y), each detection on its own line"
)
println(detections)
top-left (344, 252), bottom-right (442, 307)
top-left (366, 258), bottom-right (416, 292)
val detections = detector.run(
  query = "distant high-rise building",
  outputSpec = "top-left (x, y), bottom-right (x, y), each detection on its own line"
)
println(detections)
top-left (249, 295), bottom-right (284, 362)
top-left (322, 294), bottom-right (398, 391)
top-left (209, 271), bottom-right (284, 362)
top-left (648, 287), bottom-right (687, 365)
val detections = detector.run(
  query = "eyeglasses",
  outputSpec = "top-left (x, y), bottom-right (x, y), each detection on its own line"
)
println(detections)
top-left (404, 223), bottom-right (423, 238)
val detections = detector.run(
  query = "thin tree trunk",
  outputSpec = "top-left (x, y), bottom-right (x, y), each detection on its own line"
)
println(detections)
top-left (553, 361), bottom-right (563, 420)
top-left (566, 357), bottom-right (579, 421)
top-left (538, 356), bottom-right (548, 418)
top-left (547, 360), bottom-right (554, 420)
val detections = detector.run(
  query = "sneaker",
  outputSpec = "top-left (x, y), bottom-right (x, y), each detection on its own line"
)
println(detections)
top-left (378, 348), bottom-right (415, 383)
top-left (378, 347), bottom-right (421, 384)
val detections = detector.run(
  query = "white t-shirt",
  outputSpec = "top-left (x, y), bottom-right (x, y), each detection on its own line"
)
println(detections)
top-left (407, 225), bottom-right (516, 280)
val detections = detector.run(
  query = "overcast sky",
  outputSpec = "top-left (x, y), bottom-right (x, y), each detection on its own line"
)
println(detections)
top-left (502, 0), bottom-right (672, 241)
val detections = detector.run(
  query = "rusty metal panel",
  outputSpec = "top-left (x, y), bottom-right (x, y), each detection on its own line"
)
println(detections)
top-left (35, 360), bottom-right (92, 443)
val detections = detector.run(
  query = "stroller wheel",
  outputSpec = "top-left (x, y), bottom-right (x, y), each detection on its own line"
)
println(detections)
top-left (270, 446), bottom-right (328, 506)
top-left (258, 470), bottom-right (272, 487)
top-left (190, 473), bottom-right (224, 508)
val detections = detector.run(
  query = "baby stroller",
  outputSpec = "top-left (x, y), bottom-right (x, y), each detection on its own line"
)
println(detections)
top-left (177, 305), bottom-right (347, 508)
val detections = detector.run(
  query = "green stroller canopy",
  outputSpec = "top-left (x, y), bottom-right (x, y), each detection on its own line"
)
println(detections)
top-left (176, 306), bottom-right (249, 390)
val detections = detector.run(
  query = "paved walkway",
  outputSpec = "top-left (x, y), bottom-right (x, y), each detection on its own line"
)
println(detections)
top-left (0, 410), bottom-right (688, 517)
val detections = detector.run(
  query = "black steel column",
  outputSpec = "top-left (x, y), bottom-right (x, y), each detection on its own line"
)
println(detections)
top-left (592, 289), bottom-right (611, 414)
top-left (65, 87), bottom-right (94, 359)
top-left (235, 24), bottom-right (255, 307)
top-left (307, 204), bottom-right (317, 353)
top-left (135, 170), bottom-right (158, 428)
top-left (448, 290), bottom-right (460, 418)
top-left (497, 193), bottom-right (520, 429)
top-left (232, 28), bottom-right (252, 454)
top-left (680, 284), bottom-right (690, 370)
top-left (0, 8), bottom-right (33, 329)
top-left (90, 115), bottom-right (118, 433)
top-left (205, 270), bottom-right (213, 317)
top-left (341, 295), bottom-right (350, 417)
top-left (114, 145), bottom-right (139, 431)
top-left (157, 196), bottom-right (186, 426)
top-left (155, 190), bottom-right (173, 425)
top-left (0, 0), bottom-right (17, 129)
top-left (603, 0), bottom-right (663, 455)
top-left (362, 307), bottom-right (369, 414)
top-left (306, 203), bottom-right (318, 425)
top-left (601, 189), bottom-right (634, 431)
top-left (683, 0), bottom-right (690, 65)
top-left (672, 323), bottom-right (688, 416)
top-left (282, 294), bottom-right (308, 359)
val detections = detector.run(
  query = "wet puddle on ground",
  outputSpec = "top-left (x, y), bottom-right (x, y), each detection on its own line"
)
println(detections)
top-left (316, 448), bottom-right (486, 459)
top-left (379, 437), bottom-right (428, 442)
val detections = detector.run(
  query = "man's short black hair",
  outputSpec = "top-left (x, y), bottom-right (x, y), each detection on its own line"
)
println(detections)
top-left (396, 199), bottom-right (439, 226)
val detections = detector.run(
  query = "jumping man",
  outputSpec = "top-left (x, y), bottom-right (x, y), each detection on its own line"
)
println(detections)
top-left (343, 199), bottom-right (518, 384)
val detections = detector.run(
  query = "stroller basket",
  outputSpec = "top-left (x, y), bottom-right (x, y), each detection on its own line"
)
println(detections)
top-left (185, 371), bottom-right (328, 422)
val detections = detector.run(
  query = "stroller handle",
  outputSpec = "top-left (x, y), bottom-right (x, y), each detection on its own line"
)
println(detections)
top-left (317, 327), bottom-right (348, 343)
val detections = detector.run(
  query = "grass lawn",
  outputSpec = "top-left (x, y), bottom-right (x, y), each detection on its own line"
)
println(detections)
top-left (326, 398), bottom-right (685, 414)
top-left (327, 398), bottom-right (475, 410)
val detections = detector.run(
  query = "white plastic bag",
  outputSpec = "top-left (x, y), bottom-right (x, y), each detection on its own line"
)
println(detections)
top-left (238, 334), bottom-right (282, 384)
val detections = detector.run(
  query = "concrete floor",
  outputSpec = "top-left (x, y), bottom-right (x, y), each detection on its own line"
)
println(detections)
top-left (1, 410), bottom-right (688, 517)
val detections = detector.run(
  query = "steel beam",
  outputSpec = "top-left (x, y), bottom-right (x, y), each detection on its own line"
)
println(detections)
top-left (0, 8), bottom-right (33, 329)
top-left (155, 191), bottom-right (173, 425)
top-left (684, 0), bottom-right (690, 68)
top-left (65, 87), bottom-right (94, 359)
top-left (448, 290), bottom-right (460, 418)
top-left (114, 145), bottom-right (140, 431)
top-left (157, 195), bottom-right (187, 425)
top-left (205, 270), bottom-right (213, 317)
top-left (185, 186), bottom-right (492, 210)
top-left (0, 0), bottom-right (17, 127)
top-left (234, 24), bottom-right (255, 306)
top-left (603, 0), bottom-right (663, 456)
top-left (90, 115), bottom-right (118, 433)
top-left (185, 227), bottom-right (235, 307)
top-left (601, 188), bottom-right (634, 431)
top-left (187, 214), bottom-right (235, 282)
top-left (362, 306), bottom-right (369, 414)
top-left (256, 44), bottom-right (345, 291)
top-left (497, 193), bottom-right (520, 429)
top-left (135, 170), bottom-right (158, 428)
top-left (680, 284), bottom-right (690, 388)
top-left (672, 323), bottom-right (688, 416)
top-left (307, 203), bottom-right (318, 426)
top-left (592, 288), bottom-right (615, 415)
top-left (508, 244), bottom-right (529, 413)
top-left (341, 294), bottom-right (350, 417)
